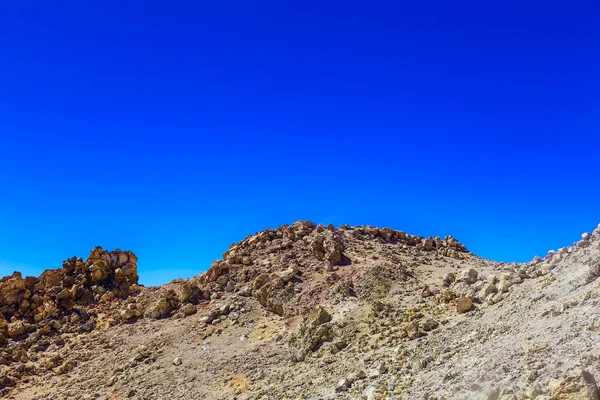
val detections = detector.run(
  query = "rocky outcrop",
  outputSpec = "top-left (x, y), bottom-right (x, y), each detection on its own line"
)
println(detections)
top-left (193, 221), bottom-right (469, 317)
top-left (0, 247), bottom-right (139, 342)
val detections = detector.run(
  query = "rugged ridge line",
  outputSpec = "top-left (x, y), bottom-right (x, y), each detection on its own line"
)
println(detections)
top-left (1, 222), bottom-right (600, 399)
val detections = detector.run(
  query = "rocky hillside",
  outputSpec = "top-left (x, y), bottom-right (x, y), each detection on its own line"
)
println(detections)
top-left (1, 221), bottom-right (600, 399)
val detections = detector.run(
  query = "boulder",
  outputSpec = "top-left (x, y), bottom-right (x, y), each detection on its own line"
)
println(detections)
top-left (479, 283), bottom-right (498, 299)
top-left (253, 273), bottom-right (270, 290)
top-left (582, 232), bottom-right (591, 241)
top-left (90, 260), bottom-right (109, 283)
top-left (7, 320), bottom-right (27, 338)
top-left (422, 237), bottom-right (435, 251)
top-left (181, 303), bottom-right (196, 316)
top-left (421, 318), bottom-right (439, 331)
top-left (0, 375), bottom-right (17, 389)
top-left (173, 281), bottom-right (194, 303)
top-left (144, 295), bottom-right (171, 319)
top-left (458, 268), bottom-right (479, 284)
top-left (550, 370), bottom-right (600, 400)
top-left (497, 279), bottom-right (512, 293)
top-left (0, 272), bottom-right (27, 306)
top-left (452, 281), bottom-right (477, 299)
top-left (309, 232), bottom-right (345, 267)
top-left (216, 275), bottom-right (228, 286)
top-left (421, 285), bottom-right (434, 298)
top-left (456, 297), bottom-right (473, 313)
top-left (200, 261), bottom-right (229, 284)
top-left (275, 265), bottom-right (299, 283)
top-left (310, 307), bottom-right (332, 327)
top-left (35, 269), bottom-right (64, 292)
top-left (443, 272), bottom-right (456, 287)
top-left (120, 308), bottom-right (136, 321)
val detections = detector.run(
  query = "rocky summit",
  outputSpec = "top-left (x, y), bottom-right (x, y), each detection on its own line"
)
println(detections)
top-left (2, 221), bottom-right (600, 399)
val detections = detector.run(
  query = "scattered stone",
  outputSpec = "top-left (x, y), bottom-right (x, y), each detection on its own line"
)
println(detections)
top-left (421, 318), bottom-right (439, 331)
top-left (421, 285), bottom-right (433, 298)
top-left (443, 272), bottom-right (456, 287)
top-left (335, 378), bottom-right (350, 392)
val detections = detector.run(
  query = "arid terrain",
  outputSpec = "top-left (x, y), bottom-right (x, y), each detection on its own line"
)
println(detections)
top-left (2, 221), bottom-right (600, 399)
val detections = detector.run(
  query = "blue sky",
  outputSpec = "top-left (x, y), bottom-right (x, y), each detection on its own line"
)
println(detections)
top-left (1, 1), bottom-right (599, 285)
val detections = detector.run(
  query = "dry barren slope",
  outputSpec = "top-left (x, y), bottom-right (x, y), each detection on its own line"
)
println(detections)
top-left (2, 221), bottom-right (600, 400)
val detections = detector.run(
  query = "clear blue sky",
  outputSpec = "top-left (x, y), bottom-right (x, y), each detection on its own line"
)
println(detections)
top-left (1, 1), bottom-right (599, 286)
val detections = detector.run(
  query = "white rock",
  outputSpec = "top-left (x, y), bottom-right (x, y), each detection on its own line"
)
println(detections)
top-left (335, 378), bottom-right (350, 392)
top-left (363, 385), bottom-right (377, 400)
top-left (582, 232), bottom-right (591, 241)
